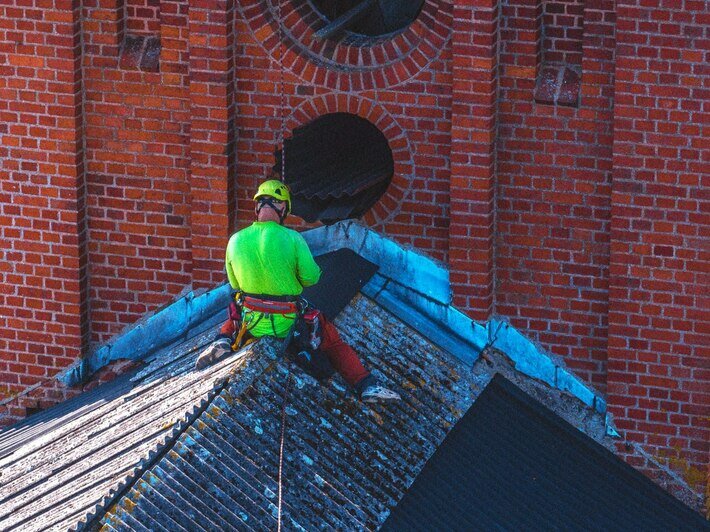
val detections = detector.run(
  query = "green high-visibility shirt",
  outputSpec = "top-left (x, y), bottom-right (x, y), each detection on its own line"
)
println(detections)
top-left (225, 221), bottom-right (322, 338)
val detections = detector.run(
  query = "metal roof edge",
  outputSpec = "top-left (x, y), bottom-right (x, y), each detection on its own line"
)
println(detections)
top-left (303, 221), bottom-right (451, 305)
top-left (486, 320), bottom-right (617, 437)
top-left (304, 222), bottom-right (614, 436)
top-left (361, 274), bottom-right (486, 365)
top-left (58, 284), bottom-right (232, 387)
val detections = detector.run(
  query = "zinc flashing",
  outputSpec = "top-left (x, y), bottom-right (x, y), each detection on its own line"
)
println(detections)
top-left (59, 285), bottom-right (232, 387)
top-left (304, 221), bottom-right (613, 433)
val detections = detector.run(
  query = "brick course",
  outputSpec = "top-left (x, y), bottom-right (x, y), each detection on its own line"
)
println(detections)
top-left (0, 1), bottom-right (88, 412)
top-left (607, 0), bottom-right (709, 497)
top-left (0, 0), bottom-right (707, 509)
top-left (497, 0), bottom-right (615, 393)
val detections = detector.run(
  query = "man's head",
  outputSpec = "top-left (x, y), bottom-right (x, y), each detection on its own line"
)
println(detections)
top-left (253, 179), bottom-right (291, 224)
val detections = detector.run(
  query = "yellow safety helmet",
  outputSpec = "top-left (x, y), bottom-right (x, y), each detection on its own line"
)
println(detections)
top-left (253, 179), bottom-right (291, 213)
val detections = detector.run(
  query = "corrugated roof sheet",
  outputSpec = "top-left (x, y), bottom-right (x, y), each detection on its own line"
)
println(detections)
top-left (100, 295), bottom-right (479, 530)
top-left (0, 310), bottom-right (253, 531)
top-left (1, 245), bottom-right (700, 530)
top-left (0, 249), bottom-right (379, 532)
top-left (382, 373), bottom-right (707, 531)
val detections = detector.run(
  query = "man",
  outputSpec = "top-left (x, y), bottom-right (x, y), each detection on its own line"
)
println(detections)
top-left (196, 179), bottom-right (400, 403)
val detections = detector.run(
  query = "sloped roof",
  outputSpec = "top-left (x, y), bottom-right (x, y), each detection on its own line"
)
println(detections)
top-left (0, 293), bottom-right (481, 531)
top-left (382, 373), bottom-right (706, 531)
top-left (0, 310), bottom-right (236, 530)
top-left (99, 295), bottom-right (479, 530)
top-left (0, 242), bottom-right (702, 530)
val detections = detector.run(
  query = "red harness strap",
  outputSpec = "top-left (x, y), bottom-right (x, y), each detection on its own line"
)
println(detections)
top-left (242, 296), bottom-right (298, 315)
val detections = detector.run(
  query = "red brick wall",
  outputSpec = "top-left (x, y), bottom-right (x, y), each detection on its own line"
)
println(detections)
top-left (448, 0), bottom-right (498, 320)
top-left (233, 0), bottom-right (453, 262)
top-left (497, 0), bottom-right (615, 391)
top-left (126, 0), bottom-right (161, 35)
top-left (188, 1), bottom-right (237, 288)
top-left (0, 2), bottom-right (88, 414)
top-left (0, 0), bottom-right (707, 508)
top-left (543, 0), bottom-right (584, 66)
top-left (607, 0), bottom-right (709, 496)
top-left (83, 1), bottom-right (192, 344)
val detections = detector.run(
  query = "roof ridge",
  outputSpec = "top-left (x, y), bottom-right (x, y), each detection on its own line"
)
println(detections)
top-left (303, 221), bottom-right (615, 436)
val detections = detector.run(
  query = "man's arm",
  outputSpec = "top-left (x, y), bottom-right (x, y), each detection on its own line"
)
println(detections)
top-left (225, 237), bottom-right (240, 290)
top-left (295, 234), bottom-right (321, 287)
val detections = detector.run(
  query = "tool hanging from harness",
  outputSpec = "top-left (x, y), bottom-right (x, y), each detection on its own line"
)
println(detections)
top-left (229, 291), bottom-right (322, 351)
top-left (228, 291), bottom-right (333, 380)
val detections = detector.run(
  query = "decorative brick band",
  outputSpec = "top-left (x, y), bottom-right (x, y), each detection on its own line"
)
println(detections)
top-left (237, 0), bottom-right (451, 90)
top-left (283, 94), bottom-right (415, 229)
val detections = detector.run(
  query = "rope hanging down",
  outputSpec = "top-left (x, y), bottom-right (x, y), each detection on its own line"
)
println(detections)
top-left (277, 372), bottom-right (293, 532)
top-left (277, 0), bottom-right (286, 183)
top-left (274, 5), bottom-right (289, 530)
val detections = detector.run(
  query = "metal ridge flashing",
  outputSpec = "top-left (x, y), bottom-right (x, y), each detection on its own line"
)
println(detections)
top-left (305, 222), bottom-right (615, 436)
top-left (303, 220), bottom-right (450, 305)
top-left (487, 319), bottom-right (617, 436)
top-left (59, 284), bottom-right (232, 387)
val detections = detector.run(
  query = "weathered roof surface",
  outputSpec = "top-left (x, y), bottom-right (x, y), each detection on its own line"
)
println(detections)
top-left (0, 310), bottom-right (245, 531)
top-left (382, 373), bottom-right (707, 531)
top-left (0, 249), bottom-right (377, 532)
top-left (1, 242), bottom-right (700, 529)
top-left (99, 294), bottom-right (479, 530)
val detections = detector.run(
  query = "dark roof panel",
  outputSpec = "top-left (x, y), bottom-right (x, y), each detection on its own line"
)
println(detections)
top-left (382, 373), bottom-right (707, 531)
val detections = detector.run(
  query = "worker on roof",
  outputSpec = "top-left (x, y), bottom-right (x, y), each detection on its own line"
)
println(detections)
top-left (196, 178), bottom-right (400, 403)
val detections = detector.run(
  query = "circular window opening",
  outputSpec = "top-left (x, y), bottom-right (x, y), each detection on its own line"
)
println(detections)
top-left (310, 0), bottom-right (425, 39)
top-left (275, 113), bottom-right (394, 224)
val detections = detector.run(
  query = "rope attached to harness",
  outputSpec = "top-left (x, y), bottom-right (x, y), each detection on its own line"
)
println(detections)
top-left (229, 290), bottom-right (304, 530)
top-left (277, 371), bottom-right (292, 532)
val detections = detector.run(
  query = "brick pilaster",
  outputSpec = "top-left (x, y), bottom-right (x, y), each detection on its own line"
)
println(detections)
top-left (189, 1), bottom-right (237, 289)
top-left (500, 0), bottom-right (542, 80)
top-left (0, 1), bottom-right (87, 419)
top-left (83, 0), bottom-right (124, 59)
top-left (448, 0), bottom-right (499, 320)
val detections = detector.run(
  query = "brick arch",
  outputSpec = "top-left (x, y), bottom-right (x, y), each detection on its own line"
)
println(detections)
top-left (237, 0), bottom-right (452, 90)
top-left (283, 94), bottom-right (414, 228)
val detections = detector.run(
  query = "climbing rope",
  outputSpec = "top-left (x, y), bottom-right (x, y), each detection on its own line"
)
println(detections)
top-left (277, 371), bottom-right (293, 532)
top-left (274, 2), bottom-right (291, 528)
top-left (276, 0), bottom-right (286, 183)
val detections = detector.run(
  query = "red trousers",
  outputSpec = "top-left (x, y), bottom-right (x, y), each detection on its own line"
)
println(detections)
top-left (219, 314), bottom-right (370, 389)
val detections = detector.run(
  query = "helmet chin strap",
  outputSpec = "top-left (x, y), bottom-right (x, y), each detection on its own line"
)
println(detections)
top-left (256, 197), bottom-right (288, 224)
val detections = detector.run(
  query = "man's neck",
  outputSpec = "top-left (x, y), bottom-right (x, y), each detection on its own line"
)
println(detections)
top-left (257, 209), bottom-right (282, 224)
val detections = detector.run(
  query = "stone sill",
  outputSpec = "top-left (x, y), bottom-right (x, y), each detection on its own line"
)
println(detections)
top-left (119, 34), bottom-right (161, 72)
top-left (534, 63), bottom-right (581, 107)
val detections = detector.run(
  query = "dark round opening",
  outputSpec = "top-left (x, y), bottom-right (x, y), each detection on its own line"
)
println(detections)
top-left (275, 113), bottom-right (394, 224)
top-left (310, 0), bottom-right (425, 38)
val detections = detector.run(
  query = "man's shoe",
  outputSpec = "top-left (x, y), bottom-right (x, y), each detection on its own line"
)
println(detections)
top-left (195, 338), bottom-right (232, 369)
top-left (360, 384), bottom-right (401, 403)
